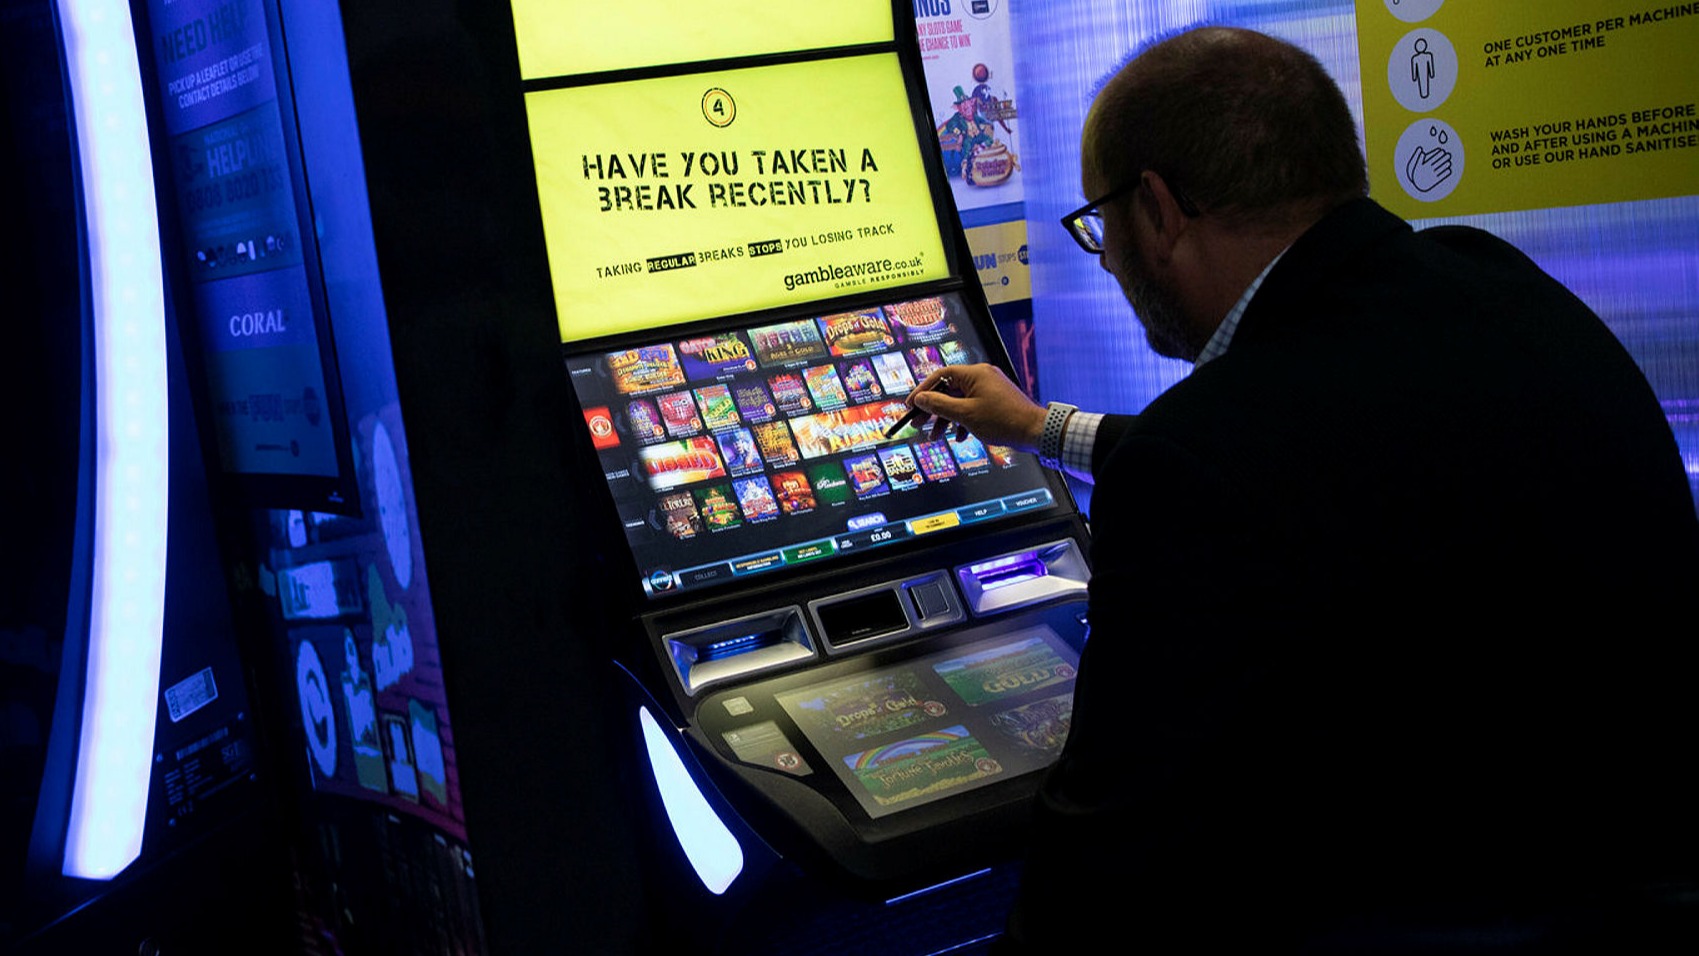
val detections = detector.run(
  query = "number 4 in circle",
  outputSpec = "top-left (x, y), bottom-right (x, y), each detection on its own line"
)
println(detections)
top-left (702, 87), bottom-right (736, 128)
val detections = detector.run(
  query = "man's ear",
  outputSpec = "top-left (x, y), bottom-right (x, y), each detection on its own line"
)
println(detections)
top-left (1139, 170), bottom-right (1190, 257)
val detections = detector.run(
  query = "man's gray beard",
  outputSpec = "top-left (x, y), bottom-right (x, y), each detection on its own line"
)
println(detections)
top-left (1118, 254), bottom-right (1199, 362)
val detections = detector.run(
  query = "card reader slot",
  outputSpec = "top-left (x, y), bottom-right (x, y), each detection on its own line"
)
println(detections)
top-left (696, 630), bottom-right (783, 662)
top-left (956, 540), bottom-right (1089, 616)
top-left (664, 607), bottom-right (816, 696)
top-left (976, 558), bottom-right (1047, 591)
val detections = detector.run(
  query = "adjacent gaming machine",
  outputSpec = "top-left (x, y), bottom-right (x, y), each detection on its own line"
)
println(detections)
top-left (507, 2), bottom-right (1091, 947)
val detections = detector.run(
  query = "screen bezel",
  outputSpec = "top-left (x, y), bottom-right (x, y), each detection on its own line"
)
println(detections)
top-left (517, 8), bottom-right (972, 343)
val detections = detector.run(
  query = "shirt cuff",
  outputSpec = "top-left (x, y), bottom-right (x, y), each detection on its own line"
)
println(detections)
top-left (1059, 411), bottom-right (1103, 485)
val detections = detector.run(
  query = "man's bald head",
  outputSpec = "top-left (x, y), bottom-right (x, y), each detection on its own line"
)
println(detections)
top-left (1085, 27), bottom-right (1367, 231)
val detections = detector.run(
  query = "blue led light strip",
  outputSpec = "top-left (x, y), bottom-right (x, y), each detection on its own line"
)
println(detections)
top-left (57, 0), bottom-right (170, 880)
top-left (883, 866), bottom-right (991, 906)
top-left (637, 706), bottom-right (744, 895)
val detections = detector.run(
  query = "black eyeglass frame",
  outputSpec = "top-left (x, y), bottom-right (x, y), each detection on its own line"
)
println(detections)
top-left (1060, 176), bottom-right (1201, 254)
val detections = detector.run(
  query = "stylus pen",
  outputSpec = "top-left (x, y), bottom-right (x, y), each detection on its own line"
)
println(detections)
top-left (884, 374), bottom-right (953, 439)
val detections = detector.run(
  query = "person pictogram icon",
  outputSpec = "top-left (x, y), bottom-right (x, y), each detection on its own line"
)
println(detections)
top-left (1411, 37), bottom-right (1435, 98)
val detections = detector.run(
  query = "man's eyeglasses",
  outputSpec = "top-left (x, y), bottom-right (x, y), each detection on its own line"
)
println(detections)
top-left (1060, 178), bottom-right (1200, 254)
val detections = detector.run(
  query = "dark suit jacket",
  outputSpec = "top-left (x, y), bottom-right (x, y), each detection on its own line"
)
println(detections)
top-left (1004, 199), bottom-right (1699, 952)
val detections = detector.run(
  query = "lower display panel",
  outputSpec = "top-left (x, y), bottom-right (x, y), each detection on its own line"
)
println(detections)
top-left (695, 600), bottom-right (1084, 824)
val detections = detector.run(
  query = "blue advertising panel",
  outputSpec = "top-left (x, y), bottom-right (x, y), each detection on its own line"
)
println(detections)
top-left (145, 0), bottom-right (355, 507)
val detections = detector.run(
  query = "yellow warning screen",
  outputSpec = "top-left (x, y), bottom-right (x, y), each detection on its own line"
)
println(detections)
top-left (526, 53), bottom-right (952, 343)
top-left (511, 0), bottom-right (893, 80)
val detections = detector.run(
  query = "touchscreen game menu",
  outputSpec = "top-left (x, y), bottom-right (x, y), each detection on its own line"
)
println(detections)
top-left (568, 293), bottom-right (1056, 596)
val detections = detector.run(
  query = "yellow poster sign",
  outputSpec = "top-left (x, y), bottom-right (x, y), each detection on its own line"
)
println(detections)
top-left (511, 0), bottom-right (892, 80)
top-left (526, 53), bottom-right (951, 342)
top-left (1357, 0), bottom-right (1699, 218)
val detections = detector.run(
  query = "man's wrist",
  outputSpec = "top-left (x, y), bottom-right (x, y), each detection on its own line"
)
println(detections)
top-left (1037, 402), bottom-right (1078, 469)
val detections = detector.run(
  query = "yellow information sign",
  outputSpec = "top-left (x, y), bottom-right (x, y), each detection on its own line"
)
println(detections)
top-left (526, 53), bottom-right (952, 343)
top-left (511, 0), bottom-right (893, 80)
top-left (1357, 0), bottom-right (1699, 218)
top-left (964, 221), bottom-right (1030, 306)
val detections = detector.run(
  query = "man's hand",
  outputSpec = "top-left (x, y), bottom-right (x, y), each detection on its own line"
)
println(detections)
top-left (907, 364), bottom-right (1048, 452)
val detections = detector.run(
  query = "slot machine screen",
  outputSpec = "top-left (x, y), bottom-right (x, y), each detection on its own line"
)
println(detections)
top-left (566, 292), bottom-right (1060, 597)
top-left (524, 51), bottom-right (953, 343)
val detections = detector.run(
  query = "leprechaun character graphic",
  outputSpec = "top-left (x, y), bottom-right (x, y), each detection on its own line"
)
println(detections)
top-left (936, 64), bottom-right (1019, 187)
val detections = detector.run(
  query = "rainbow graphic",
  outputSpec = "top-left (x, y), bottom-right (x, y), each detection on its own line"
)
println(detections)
top-left (844, 726), bottom-right (970, 772)
top-left (841, 725), bottom-right (1001, 809)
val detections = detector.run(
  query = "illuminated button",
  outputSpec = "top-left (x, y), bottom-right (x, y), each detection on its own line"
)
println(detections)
top-left (847, 512), bottom-right (887, 531)
top-left (956, 501), bottom-right (1005, 523)
top-left (782, 541), bottom-right (835, 564)
top-left (911, 512), bottom-right (961, 535)
top-left (679, 564), bottom-right (734, 588)
top-left (731, 553), bottom-right (784, 575)
top-left (1001, 489), bottom-right (1054, 513)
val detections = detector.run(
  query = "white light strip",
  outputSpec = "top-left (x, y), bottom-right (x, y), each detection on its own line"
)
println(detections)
top-left (58, 0), bottom-right (170, 880)
top-left (637, 707), bottom-right (744, 895)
